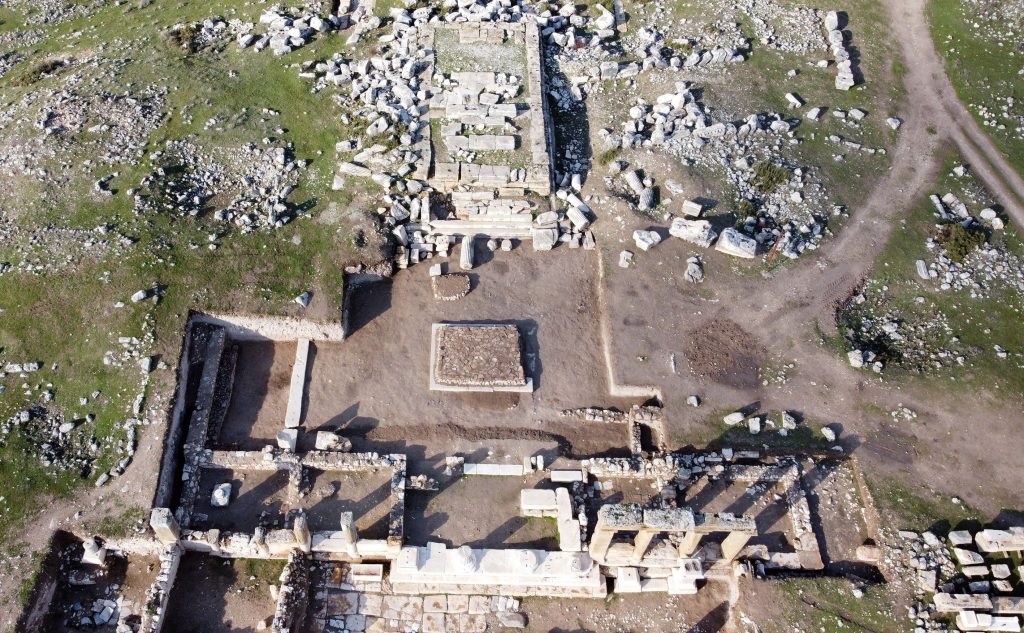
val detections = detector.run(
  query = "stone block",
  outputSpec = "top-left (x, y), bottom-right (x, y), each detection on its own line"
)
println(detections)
top-left (276, 428), bottom-right (298, 451)
top-left (615, 567), bottom-right (642, 593)
top-left (550, 470), bottom-right (584, 482)
top-left (423, 595), bottom-right (447, 613)
top-left (447, 594), bottom-right (469, 613)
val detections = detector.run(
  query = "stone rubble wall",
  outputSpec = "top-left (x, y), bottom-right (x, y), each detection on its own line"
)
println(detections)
top-left (272, 551), bottom-right (311, 633)
top-left (140, 544), bottom-right (183, 633)
top-left (175, 325), bottom-right (228, 527)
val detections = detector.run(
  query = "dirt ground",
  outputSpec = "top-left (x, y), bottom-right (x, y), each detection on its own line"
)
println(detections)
top-left (194, 468), bottom-right (291, 532)
top-left (521, 583), bottom-right (734, 633)
top-left (192, 467), bottom-right (393, 535)
top-left (298, 247), bottom-right (640, 475)
top-left (218, 340), bottom-right (297, 451)
top-left (405, 473), bottom-right (559, 549)
top-left (162, 554), bottom-right (280, 633)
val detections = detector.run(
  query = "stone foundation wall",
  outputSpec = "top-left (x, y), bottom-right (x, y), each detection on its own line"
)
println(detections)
top-left (192, 312), bottom-right (346, 342)
top-left (272, 551), bottom-right (311, 633)
top-left (141, 544), bottom-right (183, 633)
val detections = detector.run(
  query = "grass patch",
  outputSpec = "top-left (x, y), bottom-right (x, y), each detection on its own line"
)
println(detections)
top-left (772, 577), bottom-right (904, 633)
top-left (89, 505), bottom-right (149, 538)
top-left (928, 0), bottom-right (1024, 176)
top-left (868, 477), bottom-right (980, 534)
top-left (939, 223), bottom-right (985, 263)
top-left (239, 557), bottom-right (286, 585)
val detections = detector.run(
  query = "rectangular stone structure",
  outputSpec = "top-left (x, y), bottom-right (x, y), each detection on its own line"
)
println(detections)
top-left (284, 338), bottom-right (310, 429)
top-left (429, 323), bottom-right (533, 393)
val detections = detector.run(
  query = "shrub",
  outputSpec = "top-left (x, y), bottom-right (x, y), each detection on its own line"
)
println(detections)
top-left (942, 224), bottom-right (986, 263)
top-left (735, 199), bottom-right (756, 218)
top-left (752, 160), bottom-right (789, 194)
top-left (596, 147), bottom-right (622, 166)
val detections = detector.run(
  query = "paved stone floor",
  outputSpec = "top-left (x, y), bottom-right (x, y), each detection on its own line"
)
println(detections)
top-left (309, 564), bottom-right (522, 633)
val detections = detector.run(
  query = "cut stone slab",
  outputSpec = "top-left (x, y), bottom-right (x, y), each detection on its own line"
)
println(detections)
top-left (715, 228), bottom-right (757, 258)
top-left (276, 428), bottom-right (298, 451)
top-left (531, 227), bottom-right (558, 251)
top-left (633, 229), bottom-right (662, 251)
top-left (669, 218), bottom-right (717, 248)
top-left (284, 339), bottom-right (310, 429)
top-left (681, 200), bottom-right (704, 217)
top-left (615, 567), bottom-right (642, 593)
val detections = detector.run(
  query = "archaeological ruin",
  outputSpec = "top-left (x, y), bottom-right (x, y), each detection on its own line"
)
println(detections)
top-left (13, 3), bottom-right (1023, 633)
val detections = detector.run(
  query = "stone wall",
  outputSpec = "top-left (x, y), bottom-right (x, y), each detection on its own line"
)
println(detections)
top-left (271, 551), bottom-right (311, 633)
top-left (140, 544), bottom-right (183, 633)
top-left (192, 311), bottom-right (346, 342)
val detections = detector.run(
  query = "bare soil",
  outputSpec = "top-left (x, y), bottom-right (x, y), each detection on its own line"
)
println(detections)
top-left (405, 473), bottom-right (559, 549)
top-left (162, 554), bottom-right (279, 633)
top-left (300, 247), bottom-right (639, 477)
top-left (218, 341), bottom-right (296, 451)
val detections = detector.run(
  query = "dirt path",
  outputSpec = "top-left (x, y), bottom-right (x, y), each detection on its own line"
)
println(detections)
top-left (602, 0), bottom-right (1024, 517)
top-left (898, 0), bottom-right (1024, 224)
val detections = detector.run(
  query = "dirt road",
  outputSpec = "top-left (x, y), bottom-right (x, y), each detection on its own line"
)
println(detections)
top-left (603, 0), bottom-right (1024, 517)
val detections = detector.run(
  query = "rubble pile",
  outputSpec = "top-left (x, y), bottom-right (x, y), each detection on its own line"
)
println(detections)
top-left (738, 0), bottom-right (826, 54)
top-left (840, 280), bottom-right (966, 375)
top-left (0, 51), bottom-right (25, 78)
top-left (242, 7), bottom-right (346, 55)
top-left (133, 138), bottom-right (305, 230)
top-left (888, 527), bottom-right (1024, 633)
top-left (5, 0), bottom-right (101, 26)
top-left (917, 189), bottom-right (1024, 299)
top-left (596, 81), bottom-right (828, 258)
top-left (0, 406), bottom-right (100, 474)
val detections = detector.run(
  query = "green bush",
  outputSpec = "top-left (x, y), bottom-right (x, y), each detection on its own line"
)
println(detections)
top-left (751, 160), bottom-right (789, 194)
top-left (734, 199), bottom-right (756, 218)
top-left (596, 147), bottom-right (622, 166)
top-left (942, 224), bottom-right (986, 263)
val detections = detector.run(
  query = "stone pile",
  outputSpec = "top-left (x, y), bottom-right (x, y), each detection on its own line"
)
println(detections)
top-left (240, 7), bottom-right (346, 56)
top-left (738, 0), bottom-right (827, 54)
top-left (839, 279), bottom-right (966, 375)
top-left (824, 11), bottom-right (857, 90)
top-left (133, 138), bottom-right (305, 231)
top-left (889, 527), bottom-right (1024, 633)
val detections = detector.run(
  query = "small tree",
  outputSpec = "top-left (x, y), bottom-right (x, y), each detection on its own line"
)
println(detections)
top-left (942, 224), bottom-right (986, 263)
top-left (751, 161), bottom-right (789, 194)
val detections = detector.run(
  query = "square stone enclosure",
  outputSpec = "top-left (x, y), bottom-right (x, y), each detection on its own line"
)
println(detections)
top-left (430, 323), bottom-right (532, 392)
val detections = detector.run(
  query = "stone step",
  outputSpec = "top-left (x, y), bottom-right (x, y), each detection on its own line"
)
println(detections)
top-left (429, 219), bottom-right (534, 239)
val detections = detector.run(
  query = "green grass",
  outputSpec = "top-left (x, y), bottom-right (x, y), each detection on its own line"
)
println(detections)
top-left (0, 0), bottom-right (382, 548)
top-left (836, 149), bottom-right (1024, 395)
top-left (772, 577), bottom-right (906, 633)
top-left (87, 505), bottom-right (150, 538)
top-left (868, 477), bottom-right (981, 534)
top-left (928, 0), bottom-right (1024, 177)
top-left (239, 558), bottom-right (286, 586)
